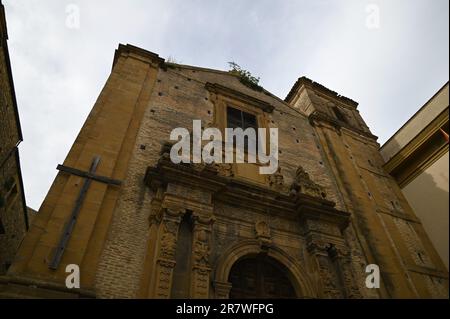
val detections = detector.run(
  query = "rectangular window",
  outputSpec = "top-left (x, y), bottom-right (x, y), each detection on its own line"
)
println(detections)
top-left (227, 106), bottom-right (258, 130)
top-left (226, 106), bottom-right (258, 153)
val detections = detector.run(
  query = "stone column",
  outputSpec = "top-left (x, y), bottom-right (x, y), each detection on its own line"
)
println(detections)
top-left (190, 213), bottom-right (215, 298)
top-left (329, 245), bottom-right (362, 298)
top-left (307, 241), bottom-right (343, 298)
top-left (307, 238), bottom-right (362, 298)
top-left (153, 208), bottom-right (183, 298)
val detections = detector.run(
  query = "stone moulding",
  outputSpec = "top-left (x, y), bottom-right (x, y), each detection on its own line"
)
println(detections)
top-left (112, 43), bottom-right (165, 70)
top-left (204, 82), bottom-right (274, 113)
top-left (309, 111), bottom-right (378, 140)
top-left (212, 239), bottom-right (318, 298)
top-left (0, 275), bottom-right (96, 298)
top-left (285, 76), bottom-right (359, 108)
top-left (144, 153), bottom-right (351, 228)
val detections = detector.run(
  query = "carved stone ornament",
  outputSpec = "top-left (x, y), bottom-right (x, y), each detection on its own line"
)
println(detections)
top-left (255, 220), bottom-right (272, 248)
top-left (148, 198), bottom-right (164, 225)
top-left (193, 229), bottom-right (210, 266)
top-left (159, 221), bottom-right (179, 260)
top-left (159, 140), bottom-right (234, 178)
top-left (268, 167), bottom-right (288, 193)
top-left (316, 254), bottom-right (343, 298)
top-left (159, 141), bottom-right (174, 161)
top-left (211, 163), bottom-right (234, 177)
top-left (290, 165), bottom-right (326, 199)
top-left (255, 220), bottom-right (270, 238)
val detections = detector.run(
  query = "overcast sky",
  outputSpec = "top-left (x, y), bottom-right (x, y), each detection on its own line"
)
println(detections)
top-left (3, 0), bottom-right (449, 210)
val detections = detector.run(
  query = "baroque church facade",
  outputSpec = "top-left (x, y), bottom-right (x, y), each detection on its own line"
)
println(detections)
top-left (0, 44), bottom-right (448, 298)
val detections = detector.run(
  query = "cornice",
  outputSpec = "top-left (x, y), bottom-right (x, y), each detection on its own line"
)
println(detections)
top-left (309, 111), bottom-right (378, 141)
top-left (112, 43), bottom-right (165, 70)
top-left (285, 76), bottom-right (359, 109)
top-left (205, 82), bottom-right (274, 113)
top-left (144, 154), bottom-right (350, 228)
top-left (383, 109), bottom-right (449, 175)
top-left (380, 82), bottom-right (449, 151)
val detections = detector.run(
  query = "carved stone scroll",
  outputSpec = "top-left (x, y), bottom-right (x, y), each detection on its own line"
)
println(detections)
top-left (290, 165), bottom-right (326, 199)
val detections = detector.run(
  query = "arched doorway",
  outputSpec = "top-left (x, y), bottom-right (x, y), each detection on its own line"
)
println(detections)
top-left (228, 254), bottom-right (296, 298)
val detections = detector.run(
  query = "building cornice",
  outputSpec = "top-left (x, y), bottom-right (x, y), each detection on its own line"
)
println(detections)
top-left (144, 152), bottom-right (350, 228)
top-left (112, 43), bottom-right (165, 70)
top-left (380, 82), bottom-right (449, 152)
top-left (285, 76), bottom-right (359, 109)
top-left (309, 111), bottom-right (378, 141)
top-left (382, 108), bottom-right (449, 187)
top-left (205, 82), bottom-right (274, 113)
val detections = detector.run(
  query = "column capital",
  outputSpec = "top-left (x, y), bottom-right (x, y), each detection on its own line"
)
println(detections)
top-left (192, 213), bottom-right (215, 226)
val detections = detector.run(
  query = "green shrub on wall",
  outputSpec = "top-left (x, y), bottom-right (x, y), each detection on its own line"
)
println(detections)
top-left (228, 62), bottom-right (263, 92)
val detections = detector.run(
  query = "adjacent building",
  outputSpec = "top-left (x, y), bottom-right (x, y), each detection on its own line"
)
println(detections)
top-left (381, 82), bottom-right (449, 270)
top-left (0, 0), bottom-right (29, 275)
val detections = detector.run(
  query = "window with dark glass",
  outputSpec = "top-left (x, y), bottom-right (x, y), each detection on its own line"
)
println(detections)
top-left (227, 106), bottom-right (258, 130)
top-left (226, 106), bottom-right (258, 153)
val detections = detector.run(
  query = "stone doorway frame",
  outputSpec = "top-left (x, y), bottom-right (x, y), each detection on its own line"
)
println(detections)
top-left (213, 239), bottom-right (317, 298)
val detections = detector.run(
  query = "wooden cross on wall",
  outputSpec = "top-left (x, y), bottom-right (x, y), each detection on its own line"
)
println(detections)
top-left (48, 156), bottom-right (122, 270)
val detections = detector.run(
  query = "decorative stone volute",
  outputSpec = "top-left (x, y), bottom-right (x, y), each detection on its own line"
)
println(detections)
top-left (290, 165), bottom-right (326, 199)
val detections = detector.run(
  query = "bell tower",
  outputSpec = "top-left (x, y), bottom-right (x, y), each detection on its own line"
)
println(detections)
top-left (285, 77), bottom-right (449, 298)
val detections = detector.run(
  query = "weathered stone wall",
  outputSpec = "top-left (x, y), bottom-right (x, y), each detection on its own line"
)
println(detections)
top-left (0, 150), bottom-right (27, 274)
top-left (5, 46), bottom-right (161, 297)
top-left (94, 61), bottom-right (376, 298)
top-left (0, 6), bottom-right (20, 159)
top-left (291, 84), bottom-right (448, 298)
top-left (0, 3), bottom-right (27, 275)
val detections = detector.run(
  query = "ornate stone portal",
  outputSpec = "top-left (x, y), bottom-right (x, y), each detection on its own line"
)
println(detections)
top-left (141, 147), bottom-right (361, 299)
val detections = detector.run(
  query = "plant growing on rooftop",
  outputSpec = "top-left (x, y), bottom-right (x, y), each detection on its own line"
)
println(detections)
top-left (228, 62), bottom-right (263, 92)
